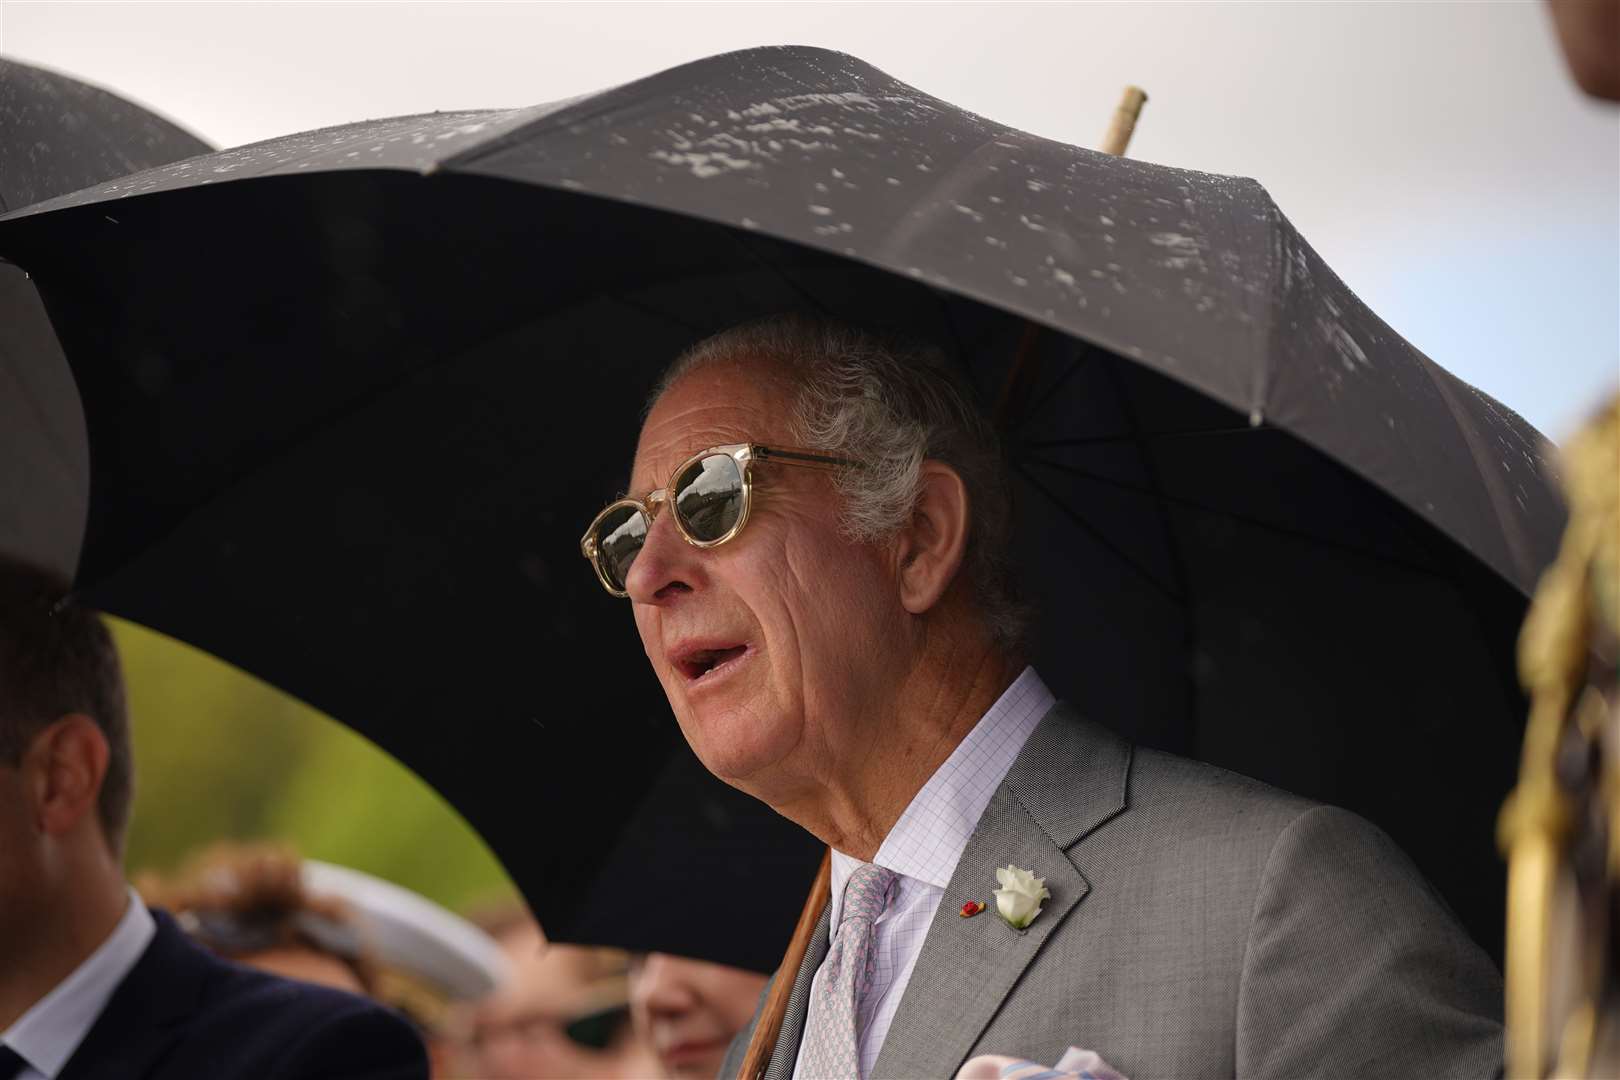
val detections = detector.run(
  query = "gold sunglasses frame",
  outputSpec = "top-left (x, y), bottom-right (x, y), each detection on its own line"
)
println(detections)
top-left (579, 442), bottom-right (857, 597)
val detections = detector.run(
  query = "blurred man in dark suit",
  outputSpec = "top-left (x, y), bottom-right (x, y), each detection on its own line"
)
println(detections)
top-left (0, 554), bottom-right (427, 1080)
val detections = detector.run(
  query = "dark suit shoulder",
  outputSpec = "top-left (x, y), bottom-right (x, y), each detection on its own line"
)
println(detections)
top-left (63, 911), bottom-right (427, 1080)
top-left (197, 960), bottom-right (427, 1079)
top-left (200, 953), bottom-right (385, 1023)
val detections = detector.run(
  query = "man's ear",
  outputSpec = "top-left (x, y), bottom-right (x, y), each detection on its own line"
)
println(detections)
top-left (26, 715), bottom-right (109, 838)
top-left (895, 460), bottom-right (971, 616)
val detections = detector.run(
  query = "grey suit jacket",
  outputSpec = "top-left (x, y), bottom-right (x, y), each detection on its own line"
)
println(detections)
top-left (722, 703), bottom-right (1502, 1080)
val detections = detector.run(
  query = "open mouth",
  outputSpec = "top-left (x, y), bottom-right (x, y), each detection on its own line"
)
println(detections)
top-left (675, 644), bottom-right (749, 682)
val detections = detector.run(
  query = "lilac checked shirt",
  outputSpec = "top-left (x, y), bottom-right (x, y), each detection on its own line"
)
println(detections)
top-left (791, 667), bottom-right (1055, 1080)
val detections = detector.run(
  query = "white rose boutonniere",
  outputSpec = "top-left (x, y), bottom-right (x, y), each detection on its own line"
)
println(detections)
top-left (993, 865), bottom-right (1051, 930)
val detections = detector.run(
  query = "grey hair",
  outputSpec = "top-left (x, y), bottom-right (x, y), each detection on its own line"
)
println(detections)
top-left (652, 314), bottom-right (1030, 650)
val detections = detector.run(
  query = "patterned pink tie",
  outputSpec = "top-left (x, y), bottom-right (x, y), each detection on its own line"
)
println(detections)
top-left (799, 862), bottom-right (898, 1079)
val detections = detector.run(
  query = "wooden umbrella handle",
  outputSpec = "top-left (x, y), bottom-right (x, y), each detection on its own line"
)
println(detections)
top-left (737, 849), bottom-right (832, 1080)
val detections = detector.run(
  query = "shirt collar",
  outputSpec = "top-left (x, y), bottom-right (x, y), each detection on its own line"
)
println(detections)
top-left (828, 667), bottom-right (1054, 923)
top-left (3, 887), bottom-right (157, 1079)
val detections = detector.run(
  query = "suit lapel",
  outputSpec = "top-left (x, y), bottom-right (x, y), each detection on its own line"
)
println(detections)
top-left (763, 904), bottom-right (832, 1080)
top-left (871, 704), bottom-right (1131, 1079)
top-left (60, 911), bottom-right (211, 1080)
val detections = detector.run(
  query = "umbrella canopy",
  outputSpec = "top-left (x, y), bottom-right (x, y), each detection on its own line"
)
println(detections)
top-left (0, 57), bottom-right (211, 214)
top-left (0, 57), bottom-right (211, 598)
top-left (0, 46), bottom-right (1563, 966)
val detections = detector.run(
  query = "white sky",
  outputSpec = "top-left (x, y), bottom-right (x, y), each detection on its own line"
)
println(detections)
top-left (3, 1), bottom-right (1615, 441)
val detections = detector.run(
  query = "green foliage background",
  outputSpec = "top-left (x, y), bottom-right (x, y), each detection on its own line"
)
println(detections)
top-left (113, 618), bottom-right (515, 914)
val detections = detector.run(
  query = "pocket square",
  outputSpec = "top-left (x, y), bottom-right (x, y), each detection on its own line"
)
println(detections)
top-left (954, 1046), bottom-right (1128, 1080)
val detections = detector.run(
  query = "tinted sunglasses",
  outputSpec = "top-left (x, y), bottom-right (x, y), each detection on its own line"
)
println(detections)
top-left (466, 1003), bottom-right (631, 1053)
top-left (580, 443), bottom-right (858, 597)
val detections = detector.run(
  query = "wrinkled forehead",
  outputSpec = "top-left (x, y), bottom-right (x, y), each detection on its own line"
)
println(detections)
top-left (630, 355), bottom-right (800, 491)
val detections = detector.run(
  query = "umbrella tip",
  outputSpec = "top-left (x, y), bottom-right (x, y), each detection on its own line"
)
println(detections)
top-left (1248, 408), bottom-right (1264, 428)
top-left (1099, 86), bottom-right (1150, 157)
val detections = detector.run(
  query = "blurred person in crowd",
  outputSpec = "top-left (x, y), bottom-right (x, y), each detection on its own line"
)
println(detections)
top-left (459, 904), bottom-right (658, 1079)
top-left (143, 845), bottom-right (509, 1078)
top-left (137, 842), bottom-right (376, 995)
top-left (628, 952), bottom-right (767, 1079)
top-left (0, 554), bottom-right (427, 1079)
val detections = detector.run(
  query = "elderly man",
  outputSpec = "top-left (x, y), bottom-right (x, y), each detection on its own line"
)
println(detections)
top-left (580, 316), bottom-right (1502, 1079)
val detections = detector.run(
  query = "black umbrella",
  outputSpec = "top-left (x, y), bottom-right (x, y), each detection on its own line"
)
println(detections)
top-left (0, 57), bottom-right (211, 214)
top-left (0, 46), bottom-right (1562, 967)
top-left (0, 57), bottom-right (210, 612)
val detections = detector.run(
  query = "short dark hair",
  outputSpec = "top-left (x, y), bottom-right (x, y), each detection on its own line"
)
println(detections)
top-left (0, 554), bottom-right (132, 851)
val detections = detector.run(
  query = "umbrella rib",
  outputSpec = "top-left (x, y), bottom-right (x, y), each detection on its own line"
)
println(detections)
top-left (991, 323), bottom-right (1044, 429)
top-left (1014, 463), bottom-right (1186, 606)
top-left (1098, 356), bottom-right (1198, 757)
top-left (970, 320), bottom-right (1006, 358)
top-left (1026, 424), bottom-right (1268, 450)
top-left (601, 292), bottom-right (710, 335)
top-left (1021, 457), bottom-right (1443, 578)
top-left (1099, 357), bottom-right (1195, 604)
top-left (1016, 344), bottom-right (1091, 433)
top-left (725, 231), bottom-right (831, 316)
top-left (938, 292), bottom-right (969, 361)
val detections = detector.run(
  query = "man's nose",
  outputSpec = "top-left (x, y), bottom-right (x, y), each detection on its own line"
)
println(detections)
top-left (623, 507), bottom-right (700, 604)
